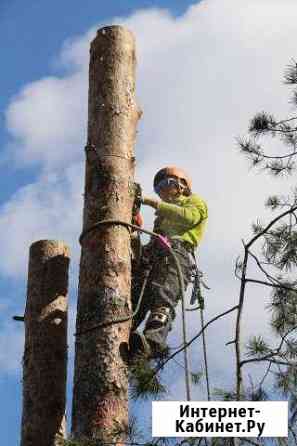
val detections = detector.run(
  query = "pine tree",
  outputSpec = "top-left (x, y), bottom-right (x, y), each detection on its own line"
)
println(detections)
top-left (235, 60), bottom-right (297, 444)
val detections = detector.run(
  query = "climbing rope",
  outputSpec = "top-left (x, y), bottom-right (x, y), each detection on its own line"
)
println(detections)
top-left (200, 308), bottom-right (211, 401)
top-left (14, 218), bottom-right (199, 402)
top-left (74, 262), bottom-right (153, 336)
top-left (78, 219), bottom-right (191, 401)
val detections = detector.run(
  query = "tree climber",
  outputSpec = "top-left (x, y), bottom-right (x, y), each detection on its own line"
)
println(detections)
top-left (130, 166), bottom-right (208, 360)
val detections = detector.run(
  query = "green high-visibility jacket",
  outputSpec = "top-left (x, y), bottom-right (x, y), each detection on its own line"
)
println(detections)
top-left (153, 193), bottom-right (208, 247)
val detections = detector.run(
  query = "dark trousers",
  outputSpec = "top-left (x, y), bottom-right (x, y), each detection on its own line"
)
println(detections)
top-left (131, 239), bottom-right (193, 349)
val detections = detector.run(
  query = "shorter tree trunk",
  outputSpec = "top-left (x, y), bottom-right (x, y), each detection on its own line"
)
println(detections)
top-left (21, 240), bottom-right (70, 446)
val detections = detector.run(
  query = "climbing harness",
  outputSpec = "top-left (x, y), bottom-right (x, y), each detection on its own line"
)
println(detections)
top-left (77, 220), bottom-right (187, 340)
top-left (77, 219), bottom-right (191, 400)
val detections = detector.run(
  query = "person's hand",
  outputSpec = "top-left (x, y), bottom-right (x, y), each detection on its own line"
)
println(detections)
top-left (141, 196), bottom-right (160, 209)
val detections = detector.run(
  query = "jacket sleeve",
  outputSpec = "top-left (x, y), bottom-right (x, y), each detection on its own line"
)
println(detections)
top-left (156, 195), bottom-right (208, 228)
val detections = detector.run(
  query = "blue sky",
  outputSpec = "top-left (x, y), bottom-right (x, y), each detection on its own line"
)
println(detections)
top-left (1, 0), bottom-right (297, 444)
top-left (0, 0), bottom-right (193, 203)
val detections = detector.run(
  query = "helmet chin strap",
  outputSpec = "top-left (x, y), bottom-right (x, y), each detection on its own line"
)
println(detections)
top-left (177, 181), bottom-right (184, 195)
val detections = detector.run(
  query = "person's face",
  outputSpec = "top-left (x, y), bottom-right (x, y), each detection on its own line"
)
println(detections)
top-left (158, 179), bottom-right (180, 202)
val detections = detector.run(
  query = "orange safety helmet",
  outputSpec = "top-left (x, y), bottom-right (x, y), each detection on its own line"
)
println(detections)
top-left (153, 166), bottom-right (192, 194)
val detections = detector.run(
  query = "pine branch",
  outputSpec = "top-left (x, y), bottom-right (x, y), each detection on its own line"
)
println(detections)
top-left (129, 358), bottom-right (167, 400)
top-left (246, 205), bottom-right (297, 249)
top-left (284, 60), bottom-right (297, 85)
top-left (150, 306), bottom-right (239, 382)
top-left (245, 277), bottom-right (297, 293)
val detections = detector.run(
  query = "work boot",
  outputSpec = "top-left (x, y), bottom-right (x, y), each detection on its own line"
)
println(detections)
top-left (129, 331), bottom-right (152, 362)
top-left (143, 307), bottom-right (171, 357)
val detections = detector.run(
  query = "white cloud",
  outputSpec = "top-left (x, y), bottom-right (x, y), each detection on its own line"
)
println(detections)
top-left (57, 27), bottom-right (96, 72)
top-left (5, 72), bottom-right (88, 169)
top-left (0, 162), bottom-right (83, 277)
top-left (2, 0), bottom-right (297, 389)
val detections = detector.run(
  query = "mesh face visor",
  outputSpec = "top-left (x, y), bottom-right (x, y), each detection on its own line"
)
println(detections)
top-left (154, 177), bottom-right (180, 194)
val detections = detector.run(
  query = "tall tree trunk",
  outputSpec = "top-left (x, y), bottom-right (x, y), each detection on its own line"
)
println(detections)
top-left (71, 26), bottom-right (141, 443)
top-left (21, 240), bottom-right (69, 446)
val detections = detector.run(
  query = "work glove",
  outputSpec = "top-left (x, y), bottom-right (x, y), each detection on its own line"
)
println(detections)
top-left (142, 196), bottom-right (160, 209)
top-left (132, 211), bottom-right (144, 227)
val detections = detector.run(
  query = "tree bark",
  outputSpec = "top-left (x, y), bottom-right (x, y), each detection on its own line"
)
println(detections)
top-left (71, 26), bottom-right (141, 443)
top-left (21, 240), bottom-right (69, 446)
